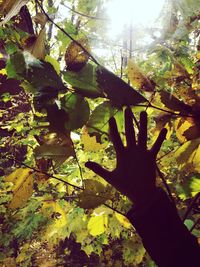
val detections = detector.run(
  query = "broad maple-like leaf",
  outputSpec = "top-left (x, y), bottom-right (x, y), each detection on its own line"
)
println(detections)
top-left (78, 179), bottom-right (111, 209)
top-left (96, 66), bottom-right (147, 107)
top-left (175, 117), bottom-right (200, 142)
top-left (87, 214), bottom-right (108, 236)
top-left (81, 131), bottom-right (106, 151)
top-left (174, 138), bottom-right (200, 166)
top-left (5, 168), bottom-right (33, 209)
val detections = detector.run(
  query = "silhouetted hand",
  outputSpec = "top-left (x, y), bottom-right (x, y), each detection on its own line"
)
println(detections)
top-left (85, 108), bottom-right (167, 207)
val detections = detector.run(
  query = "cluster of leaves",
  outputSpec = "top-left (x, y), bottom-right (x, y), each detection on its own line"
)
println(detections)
top-left (0, 0), bottom-right (199, 266)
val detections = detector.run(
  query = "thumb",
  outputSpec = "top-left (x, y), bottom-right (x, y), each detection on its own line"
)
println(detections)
top-left (85, 161), bottom-right (111, 181)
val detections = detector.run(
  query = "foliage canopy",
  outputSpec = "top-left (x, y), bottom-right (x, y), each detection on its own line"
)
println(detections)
top-left (0, 0), bottom-right (200, 266)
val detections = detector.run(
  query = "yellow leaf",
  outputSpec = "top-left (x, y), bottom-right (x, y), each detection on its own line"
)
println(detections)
top-left (16, 243), bottom-right (30, 263)
top-left (0, 68), bottom-right (7, 75)
top-left (5, 168), bottom-right (33, 209)
top-left (0, 0), bottom-right (30, 25)
top-left (82, 132), bottom-right (106, 152)
top-left (42, 201), bottom-right (67, 228)
top-left (115, 213), bottom-right (132, 229)
top-left (87, 214), bottom-right (108, 236)
top-left (127, 59), bottom-right (155, 91)
top-left (175, 117), bottom-right (192, 143)
top-left (190, 144), bottom-right (200, 172)
top-left (174, 138), bottom-right (200, 167)
top-left (42, 200), bottom-right (70, 242)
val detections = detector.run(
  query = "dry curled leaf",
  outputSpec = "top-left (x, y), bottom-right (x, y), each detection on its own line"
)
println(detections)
top-left (0, 0), bottom-right (29, 25)
top-left (127, 59), bottom-right (155, 91)
top-left (65, 38), bottom-right (90, 71)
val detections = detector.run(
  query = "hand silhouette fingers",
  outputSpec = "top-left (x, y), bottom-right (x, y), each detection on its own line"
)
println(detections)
top-left (85, 161), bottom-right (111, 182)
top-left (125, 107), bottom-right (136, 148)
top-left (109, 117), bottom-right (124, 156)
top-left (138, 111), bottom-right (147, 149)
top-left (151, 128), bottom-right (167, 157)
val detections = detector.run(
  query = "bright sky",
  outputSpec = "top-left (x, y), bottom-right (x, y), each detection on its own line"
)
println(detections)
top-left (106, 0), bottom-right (166, 37)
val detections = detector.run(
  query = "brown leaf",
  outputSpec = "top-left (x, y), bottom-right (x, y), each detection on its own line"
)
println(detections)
top-left (127, 59), bottom-right (155, 92)
top-left (154, 113), bottom-right (172, 131)
top-left (78, 179), bottom-right (111, 209)
top-left (0, 0), bottom-right (30, 25)
top-left (65, 38), bottom-right (90, 71)
top-left (25, 27), bottom-right (46, 59)
top-left (160, 90), bottom-right (192, 114)
top-left (33, 13), bottom-right (47, 27)
top-left (175, 117), bottom-right (200, 142)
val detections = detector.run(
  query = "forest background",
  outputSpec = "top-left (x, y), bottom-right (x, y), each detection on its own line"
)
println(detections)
top-left (0, 0), bottom-right (200, 266)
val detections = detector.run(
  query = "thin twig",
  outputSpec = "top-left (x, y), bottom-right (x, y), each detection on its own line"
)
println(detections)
top-left (7, 155), bottom-right (83, 190)
top-left (62, 3), bottom-right (107, 20)
top-left (190, 218), bottom-right (200, 233)
top-left (156, 165), bottom-right (176, 206)
top-left (35, 0), bottom-right (100, 66)
top-left (72, 142), bottom-right (84, 189)
top-left (136, 103), bottom-right (195, 118)
top-left (104, 203), bottom-right (126, 216)
top-left (182, 192), bottom-right (200, 222)
top-left (131, 112), bottom-right (140, 130)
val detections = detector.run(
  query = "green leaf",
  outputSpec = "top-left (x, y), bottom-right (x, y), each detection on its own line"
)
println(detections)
top-left (45, 104), bottom-right (68, 132)
top-left (34, 144), bottom-right (74, 167)
top-left (122, 236), bottom-right (145, 266)
top-left (61, 92), bottom-right (90, 131)
top-left (87, 101), bottom-right (117, 134)
top-left (63, 63), bottom-right (103, 98)
top-left (184, 219), bottom-right (194, 230)
top-left (78, 179), bottom-right (111, 209)
top-left (10, 51), bottom-right (65, 92)
top-left (5, 42), bottom-right (18, 54)
top-left (45, 55), bottom-right (60, 74)
top-left (96, 66), bottom-right (147, 107)
top-left (176, 175), bottom-right (200, 200)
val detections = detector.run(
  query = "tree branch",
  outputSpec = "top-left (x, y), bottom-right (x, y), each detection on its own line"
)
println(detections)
top-left (7, 155), bottom-right (83, 190)
top-left (62, 3), bottom-right (107, 21)
top-left (104, 203), bottom-right (126, 216)
top-left (190, 217), bottom-right (200, 233)
top-left (35, 0), bottom-right (100, 66)
top-left (182, 192), bottom-right (200, 222)
top-left (156, 165), bottom-right (176, 206)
